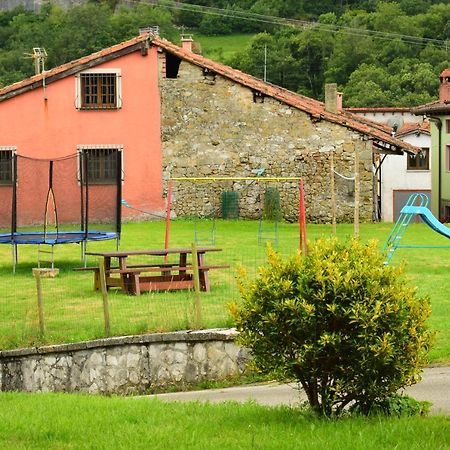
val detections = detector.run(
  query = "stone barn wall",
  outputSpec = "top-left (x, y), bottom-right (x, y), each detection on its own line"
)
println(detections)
top-left (159, 57), bottom-right (374, 223)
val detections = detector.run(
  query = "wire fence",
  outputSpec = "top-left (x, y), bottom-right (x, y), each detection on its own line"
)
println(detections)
top-left (0, 219), bottom-right (303, 350)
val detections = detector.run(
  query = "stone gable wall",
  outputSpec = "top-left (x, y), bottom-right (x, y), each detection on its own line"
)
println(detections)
top-left (159, 57), bottom-right (374, 223)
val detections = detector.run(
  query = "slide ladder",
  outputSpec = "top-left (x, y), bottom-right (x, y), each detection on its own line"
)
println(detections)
top-left (383, 193), bottom-right (429, 264)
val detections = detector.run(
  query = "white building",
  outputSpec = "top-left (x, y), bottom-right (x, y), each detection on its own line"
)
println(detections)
top-left (346, 108), bottom-right (431, 222)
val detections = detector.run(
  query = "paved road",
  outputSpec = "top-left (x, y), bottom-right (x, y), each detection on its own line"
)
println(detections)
top-left (147, 365), bottom-right (450, 415)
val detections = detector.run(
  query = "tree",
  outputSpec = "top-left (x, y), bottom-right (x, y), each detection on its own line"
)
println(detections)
top-left (232, 238), bottom-right (433, 417)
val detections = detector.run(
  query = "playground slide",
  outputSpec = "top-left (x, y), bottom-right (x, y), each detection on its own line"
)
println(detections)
top-left (400, 205), bottom-right (450, 239)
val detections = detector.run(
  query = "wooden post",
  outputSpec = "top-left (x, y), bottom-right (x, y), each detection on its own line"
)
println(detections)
top-left (330, 151), bottom-right (337, 235)
top-left (299, 179), bottom-right (308, 255)
top-left (164, 179), bottom-right (173, 263)
top-left (32, 268), bottom-right (45, 336)
top-left (98, 259), bottom-right (111, 336)
top-left (354, 149), bottom-right (360, 237)
top-left (191, 242), bottom-right (202, 329)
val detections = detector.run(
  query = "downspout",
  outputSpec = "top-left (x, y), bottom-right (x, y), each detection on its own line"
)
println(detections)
top-left (373, 153), bottom-right (387, 221)
top-left (428, 116), bottom-right (442, 220)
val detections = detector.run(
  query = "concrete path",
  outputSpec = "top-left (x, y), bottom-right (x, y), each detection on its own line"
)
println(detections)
top-left (147, 365), bottom-right (450, 415)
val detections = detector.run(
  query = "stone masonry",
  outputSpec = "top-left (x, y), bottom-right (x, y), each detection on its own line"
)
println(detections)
top-left (0, 329), bottom-right (249, 395)
top-left (159, 57), bottom-right (374, 223)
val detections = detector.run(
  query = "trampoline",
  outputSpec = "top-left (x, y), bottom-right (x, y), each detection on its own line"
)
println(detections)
top-left (0, 152), bottom-right (121, 271)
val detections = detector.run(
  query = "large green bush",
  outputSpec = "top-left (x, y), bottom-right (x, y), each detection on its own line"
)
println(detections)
top-left (232, 238), bottom-right (433, 417)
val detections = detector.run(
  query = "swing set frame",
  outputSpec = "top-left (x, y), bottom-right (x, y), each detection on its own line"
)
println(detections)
top-left (164, 177), bottom-right (307, 254)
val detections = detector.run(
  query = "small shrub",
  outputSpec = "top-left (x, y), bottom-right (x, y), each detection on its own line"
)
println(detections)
top-left (350, 394), bottom-right (431, 417)
top-left (232, 237), bottom-right (434, 417)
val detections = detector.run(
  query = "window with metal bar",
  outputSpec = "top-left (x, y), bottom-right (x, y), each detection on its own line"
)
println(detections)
top-left (81, 148), bottom-right (119, 184)
top-left (79, 72), bottom-right (119, 109)
top-left (0, 148), bottom-right (14, 185)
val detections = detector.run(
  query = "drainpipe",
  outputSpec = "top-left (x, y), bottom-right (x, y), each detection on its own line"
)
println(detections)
top-left (428, 116), bottom-right (442, 220)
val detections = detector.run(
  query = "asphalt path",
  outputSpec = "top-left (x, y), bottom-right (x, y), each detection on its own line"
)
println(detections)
top-left (146, 365), bottom-right (450, 415)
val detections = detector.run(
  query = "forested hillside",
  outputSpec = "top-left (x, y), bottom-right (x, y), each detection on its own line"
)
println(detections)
top-left (0, 0), bottom-right (448, 106)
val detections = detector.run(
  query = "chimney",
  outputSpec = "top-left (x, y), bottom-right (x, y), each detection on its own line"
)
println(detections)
top-left (337, 91), bottom-right (343, 112)
top-left (325, 83), bottom-right (342, 113)
top-left (439, 69), bottom-right (450, 103)
top-left (181, 34), bottom-right (193, 52)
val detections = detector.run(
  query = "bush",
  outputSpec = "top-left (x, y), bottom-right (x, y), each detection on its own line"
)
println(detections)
top-left (350, 394), bottom-right (431, 417)
top-left (232, 238), bottom-right (433, 417)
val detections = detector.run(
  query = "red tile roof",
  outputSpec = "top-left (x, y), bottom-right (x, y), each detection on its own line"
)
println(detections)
top-left (412, 100), bottom-right (450, 115)
top-left (0, 33), bottom-right (419, 155)
top-left (396, 120), bottom-right (430, 137)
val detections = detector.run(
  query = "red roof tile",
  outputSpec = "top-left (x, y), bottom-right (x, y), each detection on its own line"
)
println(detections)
top-left (412, 100), bottom-right (450, 115)
top-left (396, 121), bottom-right (430, 137)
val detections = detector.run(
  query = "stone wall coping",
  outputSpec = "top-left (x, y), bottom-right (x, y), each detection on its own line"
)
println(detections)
top-left (0, 328), bottom-right (238, 359)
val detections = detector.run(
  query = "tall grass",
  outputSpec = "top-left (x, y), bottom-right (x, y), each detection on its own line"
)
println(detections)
top-left (1, 220), bottom-right (449, 362)
top-left (0, 392), bottom-right (449, 449)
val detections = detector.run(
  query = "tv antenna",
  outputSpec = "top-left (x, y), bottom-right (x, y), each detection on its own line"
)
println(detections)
top-left (24, 48), bottom-right (48, 99)
top-left (387, 116), bottom-right (404, 135)
top-left (24, 47), bottom-right (48, 75)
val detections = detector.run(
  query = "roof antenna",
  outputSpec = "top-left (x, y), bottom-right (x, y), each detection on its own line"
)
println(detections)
top-left (24, 48), bottom-right (48, 100)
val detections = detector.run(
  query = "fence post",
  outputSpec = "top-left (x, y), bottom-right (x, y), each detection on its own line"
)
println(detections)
top-left (191, 242), bottom-right (203, 329)
top-left (32, 268), bottom-right (45, 336)
top-left (330, 150), bottom-right (337, 235)
top-left (98, 259), bottom-right (111, 336)
top-left (354, 149), bottom-right (360, 237)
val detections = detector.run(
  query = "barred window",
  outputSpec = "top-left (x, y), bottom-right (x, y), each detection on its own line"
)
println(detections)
top-left (0, 147), bottom-right (14, 185)
top-left (79, 147), bottom-right (121, 184)
top-left (76, 70), bottom-right (122, 110)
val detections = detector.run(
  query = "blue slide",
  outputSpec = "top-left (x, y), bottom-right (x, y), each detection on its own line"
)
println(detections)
top-left (400, 205), bottom-right (450, 239)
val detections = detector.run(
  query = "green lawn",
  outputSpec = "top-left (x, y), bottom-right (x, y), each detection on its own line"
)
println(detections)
top-left (0, 392), bottom-right (449, 449)
top-left (194, 33), bottom-right (255, 62)
top-left (1, 219), bottom-right (450, 363)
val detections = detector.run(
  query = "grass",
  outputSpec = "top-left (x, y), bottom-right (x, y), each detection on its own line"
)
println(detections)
top-left (194, 33), bottom-right (255, 62)
top-left (1, 219), bottom-right (450, 363)
top-left (0, 392), bottom-right (449, 449)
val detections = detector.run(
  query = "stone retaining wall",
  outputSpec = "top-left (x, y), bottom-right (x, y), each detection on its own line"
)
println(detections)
top-left (0, 329), bottom-right (248, 395)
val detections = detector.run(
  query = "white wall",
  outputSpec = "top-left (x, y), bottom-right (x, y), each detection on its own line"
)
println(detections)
top-left (350, 111), bottom-right (422, 125)
top-left (381, 132), bottom-right (431, 222)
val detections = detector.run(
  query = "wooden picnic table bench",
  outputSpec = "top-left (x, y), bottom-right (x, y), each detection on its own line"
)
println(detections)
top-left (78, 247), bottom-right (228, 295)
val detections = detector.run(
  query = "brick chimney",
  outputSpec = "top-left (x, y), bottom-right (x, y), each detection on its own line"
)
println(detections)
top-left (439, 69), bottom-right (450, 103)
top-left (181, 35), bottom-right (194, 52)
top-left (325, 83), bottom-right (343, 113)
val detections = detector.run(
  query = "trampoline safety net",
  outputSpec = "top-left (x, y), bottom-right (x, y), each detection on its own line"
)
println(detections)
top-left (0, 153), bottom-right (121, 239)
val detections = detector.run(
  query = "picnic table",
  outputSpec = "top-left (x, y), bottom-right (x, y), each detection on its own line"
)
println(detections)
top-left (80, 247), bottom-right (227, 295)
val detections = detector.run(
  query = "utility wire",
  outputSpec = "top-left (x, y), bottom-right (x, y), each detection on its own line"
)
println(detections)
top-left (127, 0), bottom-right (448, 50)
